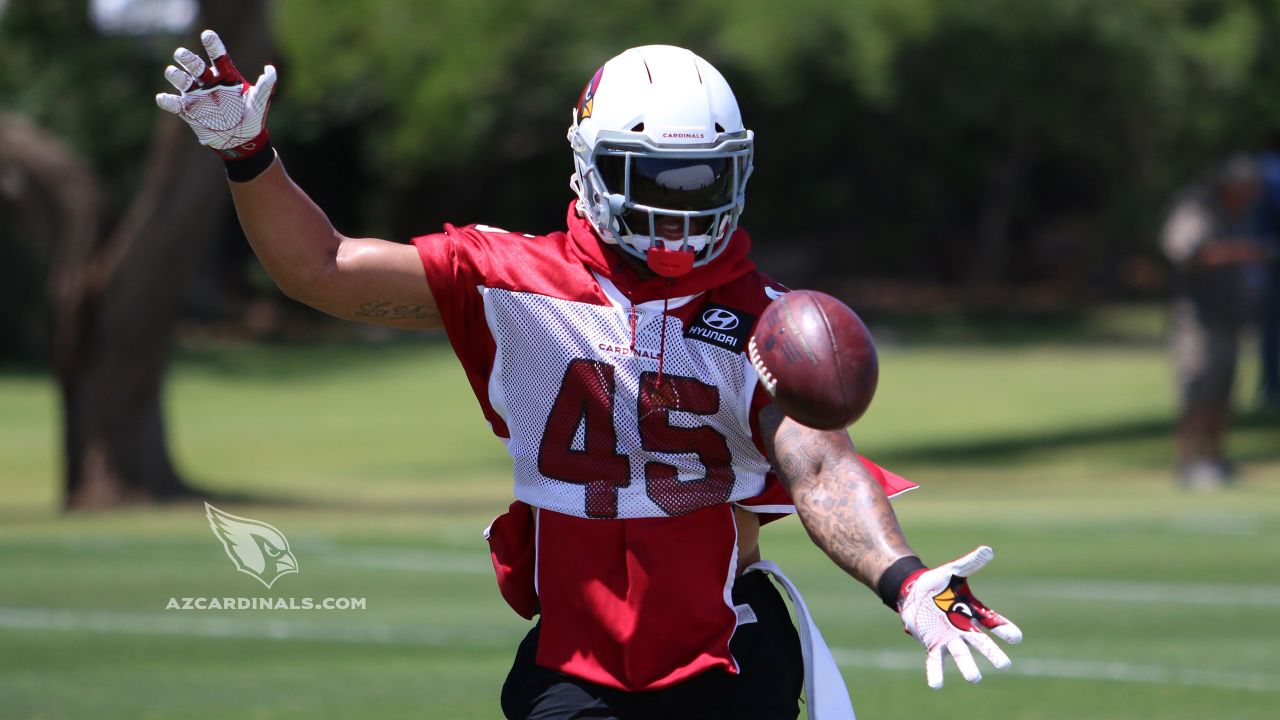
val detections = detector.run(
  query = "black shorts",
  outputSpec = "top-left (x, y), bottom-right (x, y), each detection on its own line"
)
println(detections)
top-left (500, 570), bottom-right (804, 720)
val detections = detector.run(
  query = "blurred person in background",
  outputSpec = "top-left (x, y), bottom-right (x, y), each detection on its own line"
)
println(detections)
top-left (1160, 155), bottom-right (1273, 489)
top-left (153, 30), bottom-right (1022, 720)
top-left (1255, 142), bottom-right (1280, 408)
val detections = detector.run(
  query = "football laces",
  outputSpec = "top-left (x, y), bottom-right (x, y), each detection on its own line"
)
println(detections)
top-left (748, 336), bottom-right (778, 396)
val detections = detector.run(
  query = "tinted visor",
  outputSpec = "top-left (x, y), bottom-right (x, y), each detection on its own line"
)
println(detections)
top-left (598, 155), bottom-right (734, 211)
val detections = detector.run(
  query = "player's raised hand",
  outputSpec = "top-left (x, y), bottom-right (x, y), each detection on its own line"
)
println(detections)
top-left (155, 30), bottom-right (277, 161)
top-left (897, 545), bottom-right (1022, 689)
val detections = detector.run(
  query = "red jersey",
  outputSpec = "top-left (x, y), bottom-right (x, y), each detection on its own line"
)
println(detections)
top-left (413, 202), bottom-right (915, 691)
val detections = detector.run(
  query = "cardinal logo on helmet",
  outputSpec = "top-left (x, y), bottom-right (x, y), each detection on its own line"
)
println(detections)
top-left (578, 66), bottom-right (604, 120)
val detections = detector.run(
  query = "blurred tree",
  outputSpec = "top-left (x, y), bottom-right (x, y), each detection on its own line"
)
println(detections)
top-left (0, 0), bottom-right (271, 508)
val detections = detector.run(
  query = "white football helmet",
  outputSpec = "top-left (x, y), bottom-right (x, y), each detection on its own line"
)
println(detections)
top-left (568, 45), bottom-right (754, 277)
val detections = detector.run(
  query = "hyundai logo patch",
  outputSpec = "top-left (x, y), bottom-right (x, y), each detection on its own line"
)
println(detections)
top-left (701, 308), bottom-right (740, 331)
top-left (686, 303), bottom-right (756, 352)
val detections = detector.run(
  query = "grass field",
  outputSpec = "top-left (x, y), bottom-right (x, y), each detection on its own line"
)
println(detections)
top-left (1, 311), bottom-right (1278, 719)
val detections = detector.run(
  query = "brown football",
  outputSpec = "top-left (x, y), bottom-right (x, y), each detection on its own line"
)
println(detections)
top-left (748, 290), bottom-right (878, 430)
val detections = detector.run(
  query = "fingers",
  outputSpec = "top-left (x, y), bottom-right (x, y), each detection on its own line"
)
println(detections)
top-left (174, 46), bottom-right (213, 85)
top-left (964, 630), bottom-right (1012, 670)
top-left (925, 645), bottom-right (944, 689)
top-left (989, 620), bottom-right (1024, 644)
top-left (958, 579), bottom-right (1024, 644)
top-left (164, 65), bottom-right (195, 93)
top-left (939, 545), bottom-right (994, 578)
top-left (200, 29), bottom-right (227, 60)
top-left (173, 30), bottom-right (241, 89)
top-left (247, 65), bottom-right (278, 113)
top-left (201, 29), bottom-right (242, 83)
top-left (925, 630), bottom-right (1013, 689)
top-left (946, 638), bottom-right (983, 684)
top-left (155, 93), bottom-right (183, 115)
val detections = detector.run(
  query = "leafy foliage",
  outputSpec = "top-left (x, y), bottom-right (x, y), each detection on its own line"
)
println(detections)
top-left (268, 0), bottom-right (1280, 282)
top-left (2, 0), bottom-right (1279, 350)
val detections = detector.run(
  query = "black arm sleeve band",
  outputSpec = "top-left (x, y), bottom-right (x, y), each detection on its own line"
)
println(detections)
top-left (877, 555), bottom-right (927, 609)
top-left (224, 142), bottom-right (276, 183)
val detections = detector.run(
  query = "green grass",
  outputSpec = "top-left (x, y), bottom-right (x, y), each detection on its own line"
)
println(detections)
top-left (1, 318), bottom-right (1278, 719)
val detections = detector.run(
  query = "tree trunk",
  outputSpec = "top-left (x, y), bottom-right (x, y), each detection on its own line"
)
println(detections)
top-left (60, 117), bottom-right (226, 508)
top-left (0, 1), bottom-right (271, 509)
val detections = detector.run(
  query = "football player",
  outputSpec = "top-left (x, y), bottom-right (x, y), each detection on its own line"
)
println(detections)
top-left (157, 31), bottom-right (1023, 719)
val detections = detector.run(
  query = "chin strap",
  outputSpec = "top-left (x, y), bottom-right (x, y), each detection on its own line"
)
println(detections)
top-left (646, 246), bottom-right (695, 277)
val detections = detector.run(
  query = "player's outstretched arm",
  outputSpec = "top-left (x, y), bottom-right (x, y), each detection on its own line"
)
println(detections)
top-left (226, 162), bottom-right (440, 328)
top-left (155, 30), bottom-right (440, 330)
top-left (759, 405), bottom-right (1022, 688)
top-left (758, 404), bottom-right (914, 586)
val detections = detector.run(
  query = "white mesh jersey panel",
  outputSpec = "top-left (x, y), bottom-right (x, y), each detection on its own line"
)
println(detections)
top-left (482, 287), bottom-right (770, 519)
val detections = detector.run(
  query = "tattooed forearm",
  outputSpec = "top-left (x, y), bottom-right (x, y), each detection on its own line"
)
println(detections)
top-left (759, 404), bottom-right (916, 589)
top-left (354, 300), bottom-right (440, 323)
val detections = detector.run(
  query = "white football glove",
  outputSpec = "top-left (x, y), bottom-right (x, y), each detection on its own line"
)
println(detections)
top-left (155, 30), bottom-right (277, 160)
top-left (898, 545), bottom-right (1023, 689)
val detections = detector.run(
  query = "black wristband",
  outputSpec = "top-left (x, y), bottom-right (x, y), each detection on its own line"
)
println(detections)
top-left (877, 555), bottom-right (927, 609)
top-left (224, 141), bottom-right (276, 183)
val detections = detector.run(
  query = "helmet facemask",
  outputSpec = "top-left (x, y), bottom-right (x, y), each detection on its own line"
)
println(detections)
top-left (572, 130), bottom-right (754, 276)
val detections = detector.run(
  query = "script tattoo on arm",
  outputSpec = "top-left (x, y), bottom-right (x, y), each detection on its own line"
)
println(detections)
top-left (759, 404), bottom-right (916, 590)
top-left (354, 300), bottom-right (441, 324)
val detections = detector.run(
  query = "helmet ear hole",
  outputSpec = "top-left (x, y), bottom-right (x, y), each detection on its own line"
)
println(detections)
top-left (631, 123), bottom-right (645, 132)
top-left (715, 123), bottom-right (725, 133)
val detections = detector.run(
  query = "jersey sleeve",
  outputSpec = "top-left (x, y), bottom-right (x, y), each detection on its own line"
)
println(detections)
top-left (413, 224), bottom-right (493, 342)
top-left (412, 225), bottom-right (508, 436)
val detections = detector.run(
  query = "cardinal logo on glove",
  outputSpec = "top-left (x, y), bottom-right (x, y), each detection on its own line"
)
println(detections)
top-left (932, 581), bottom-right (980, 631)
